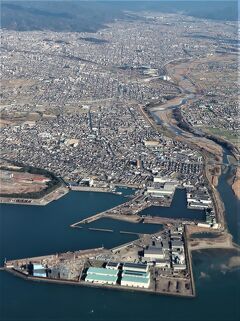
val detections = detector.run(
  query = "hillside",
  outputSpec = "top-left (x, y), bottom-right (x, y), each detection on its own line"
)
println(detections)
top-left (1, 1), bottom-right (238, 33)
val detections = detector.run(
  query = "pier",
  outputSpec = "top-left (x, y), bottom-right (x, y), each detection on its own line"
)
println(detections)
top-left (69, 193), bottom-right (179, 229)
top-left (88, 227), bottom-right (113, 233)
top-left (3, 227), bottom-right (195, 298)
top-left (70, 194), bottom-right (146, 227)
top-left (119, 231), bottom-right (140, 235)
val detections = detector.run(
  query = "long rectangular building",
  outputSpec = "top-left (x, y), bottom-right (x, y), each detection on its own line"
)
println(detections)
top-left (87, 267), bottom-right (118, 276)
top-left (123, 262), bottom-right (148, 272)
top-left (122, 270), bottom-right (150, 278)
top-left (85, 274), bottom-right (117, 285)
top-left (121, 275), bottom-right (150, 289)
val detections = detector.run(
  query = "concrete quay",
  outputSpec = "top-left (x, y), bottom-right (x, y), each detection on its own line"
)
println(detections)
top-left (3, 267), bottom-right (195, 298)
top-left (70, 186), bottom-right (112, 193)
top-left (4, 247), bottom-right (108, 268)
top-left (3, 225), bottom-right (195, 298)
top-left (70, 194), bottom-right (146, 227)
top-left (0, 185), bottom-right (69, 206)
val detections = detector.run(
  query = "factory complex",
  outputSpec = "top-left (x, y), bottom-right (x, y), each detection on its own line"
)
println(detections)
top-left (85, 264), bottom-right (151, 289)
top-left (4, 224), bottom-right (195, 297)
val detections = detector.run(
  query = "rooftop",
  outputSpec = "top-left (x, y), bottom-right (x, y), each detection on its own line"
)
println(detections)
top-left (87, 267), bottom-right (118, 276)
top-left (86, 274), bottom-right (117, 282)
top-left (121, 275), bottom-right (150, 284)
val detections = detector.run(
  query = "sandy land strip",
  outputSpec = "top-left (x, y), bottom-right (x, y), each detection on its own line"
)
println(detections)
top-left (231, 166), bottom-right (240, 200)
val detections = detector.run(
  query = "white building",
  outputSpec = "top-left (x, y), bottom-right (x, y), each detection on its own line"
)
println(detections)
top-left (173, 263), bottom-right (186, 271)
top-left (106, 262), bottom-right (119, 270)
top-left (155, 259), bottom-right (171, 268)
top-left (121, 275), bottom-right (150, 289)
top-left (85, 274), bottom-right (117, 285)
top-left (144, 246), bottom-right (165, 260)
top-left (123, 263), bottom-right (148, 272)
top-left (171, 240), bottom-right (184, 251)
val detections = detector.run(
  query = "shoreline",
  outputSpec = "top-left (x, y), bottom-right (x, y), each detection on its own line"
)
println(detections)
top-left (230, 167), bottom-right (240, 200)
top-left (0, 183), bottom-right (137, 206)
top-left (2, 268), bottom-right (195, 298)
top-left (0, 185), bottom-right (69, 206)
top-left (3, 229), bottom-right (195, 298)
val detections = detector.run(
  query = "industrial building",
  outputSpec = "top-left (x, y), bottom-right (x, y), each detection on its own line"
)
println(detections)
top-left (171, 240), bottom-right (184, 251)
top-left (155, 259), bottom-right (171, 268)
top-left (123, 262), bottom-right (148, 272)
top-left (162, 240), bottom-right (170, 251)
top-left (85, 274), bottom-right (117, 285)
top-left (121, 262), bottom-right (151, 288)
top-left (85, 267), bottom-right (118, 285)
top-left (121, 275), bottom-right (150, 288)
top-left (146, 181), bottom-right (177, 198)
top-left (106, 261), bottom-right (119, 270)
top-left (122, 270), bottom-right (150, 278)
top-left (33, 263), bottom-right (46, 277)
top-left (173, 263), bottom-right (187, 271)
top-left (144, 246), bottom-right (165, 260)
top-left (87, 267), bottom-right (118, 276)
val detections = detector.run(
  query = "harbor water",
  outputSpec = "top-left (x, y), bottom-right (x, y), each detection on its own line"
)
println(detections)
top-left (0, 171), bottom-right (239, 320)
top-left (140, 189), bottom-right (205, 221)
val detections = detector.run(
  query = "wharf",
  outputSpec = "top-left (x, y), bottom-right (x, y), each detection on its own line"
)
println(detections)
top-left (70, 186), bottom-right (112, 193)
top-left (3, 228), bottom-right (195, 298)
top-left (3, 268), bottom-right (195, 298)
top-left (70, 192), bottom-right (181, 229)
top-left (4, 247), bottom-right (108, 268)
top-left (184, 225), bottom-right (196, 297)
top-left (119, 231), bottom-right (140, 235)
top-left (143, 216), bottom-right (194, 225)
top-left (88, 227), bottom-right (113, 233)
top-left (0, 185), bottom-right (69, 206)
top-left (70, 194), bottom-right (146, 227)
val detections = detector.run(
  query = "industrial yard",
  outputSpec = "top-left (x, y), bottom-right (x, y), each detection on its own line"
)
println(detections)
top-left (4, 224), bottom-right (195, 297)
top-left (0, 159), bottom-right (69, 205)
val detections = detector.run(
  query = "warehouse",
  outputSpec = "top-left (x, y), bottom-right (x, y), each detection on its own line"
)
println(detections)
top-left (121, 275), bottom-right (150, 288)
top-left (122, 270), bottom-right (150, 278)
top-left (171, 240), bottom-right (184, 251)
top-left (87, 267), bottom-right (118, 276)
top-left (85, 274), bottom-right (117, 285)
top-left (155, 259), bottom-right (171, 268)
top-left (173, 263), bottom-right (187, 271)
top-left (144, 246), bottom-right (165, 260)
top-left (106, 261), bottom-right (119, 270)
top-left (162, 240), bottom-right (170, 251)
top-left (123, 262), bottom-right (148, 272)
top-left (33, 263), bottom-right (46, 277)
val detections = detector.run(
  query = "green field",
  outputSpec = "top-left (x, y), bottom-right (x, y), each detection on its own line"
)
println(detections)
top-left (202, 127), bottom-right (239, 146)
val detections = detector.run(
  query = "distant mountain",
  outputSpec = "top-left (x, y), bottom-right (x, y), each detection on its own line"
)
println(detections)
top-left (1, 1), bottom-right (126, 32)
top-left (1, 1), bottom-right (238, 33)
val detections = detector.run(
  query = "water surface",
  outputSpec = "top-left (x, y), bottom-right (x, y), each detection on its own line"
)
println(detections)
top-left (140, 189), bottom-right (205, 221)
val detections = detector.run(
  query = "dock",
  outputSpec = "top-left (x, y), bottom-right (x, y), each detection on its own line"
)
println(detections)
top-left (3, 226), bottom-right (195, 298)
top-left (88, 227), bottom-right (113, 233)
top-left (69, 193), bottom-right (177, 228)
top-left (3, 267), bottom-right (195, 298)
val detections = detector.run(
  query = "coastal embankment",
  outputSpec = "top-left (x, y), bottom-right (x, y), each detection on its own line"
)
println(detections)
top-left (0, 185), bottom-right (69, 206)
top-left (231, 166), bottom-right (240, 200)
